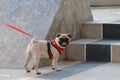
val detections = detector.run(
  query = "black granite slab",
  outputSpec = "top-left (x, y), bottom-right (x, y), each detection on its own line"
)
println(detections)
top-left (86, 44), bottom-right (111, 62)
top-left (103, 24), bottom-right (120, 39)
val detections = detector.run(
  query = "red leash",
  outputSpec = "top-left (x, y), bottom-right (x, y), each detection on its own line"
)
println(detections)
top-left (3, 22), bottom-right (34, 38)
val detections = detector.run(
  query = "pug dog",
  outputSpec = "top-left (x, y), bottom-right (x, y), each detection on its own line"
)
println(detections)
top-left (24, 33), bottom-right (71, 75)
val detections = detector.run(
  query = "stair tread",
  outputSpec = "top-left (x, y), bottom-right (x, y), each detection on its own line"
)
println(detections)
top-left (84, 21), bottom-right (120, 24)
top-left (89, 39), bottom-right (120, 45)
top-left (70, 39), bottom-right (120, 45)
top-left (70, 39), bottom-right (100, 44)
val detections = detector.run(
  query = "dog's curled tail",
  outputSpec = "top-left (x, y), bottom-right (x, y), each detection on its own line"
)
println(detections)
top-left (31, 37), bottom-right (39, 43)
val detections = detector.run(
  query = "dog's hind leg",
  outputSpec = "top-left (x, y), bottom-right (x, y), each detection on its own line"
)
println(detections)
top-left (24, 51), bottom-right (32, 73)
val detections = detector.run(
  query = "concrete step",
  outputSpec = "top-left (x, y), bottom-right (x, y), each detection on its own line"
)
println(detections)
top-left (86, 39), bottom-right (120, 62)
top-left (89, 0), bottom-right (120, 6)
top-left (82, 23), bottom-right (120, 39)
top-left (66, 39), bottom-right (99, 61)
top-left (65, 6), bottom-right (120, 62)
top-left (66, 39), bottom-right (120, 62)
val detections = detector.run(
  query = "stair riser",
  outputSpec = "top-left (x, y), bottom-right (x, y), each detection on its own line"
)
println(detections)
top-left (112, 45), bottom-right (120, 62)
top-left (103, 24), bottom-right (120, 39)
top-left (82, 24), bottom-right (102, 39)
top-left (86, 44), bottom-right (111, 62)
top-left (66, 44), bottom-right (85, 61)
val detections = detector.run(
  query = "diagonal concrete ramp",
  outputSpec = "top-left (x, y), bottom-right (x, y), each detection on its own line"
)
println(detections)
top-left (0, 0), bottom-right (61, 68)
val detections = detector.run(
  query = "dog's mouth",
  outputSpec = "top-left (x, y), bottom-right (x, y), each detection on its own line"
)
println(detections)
top-left (59, 38), bottom-right (69, 47)
top-left (62, 42), bottom-right (68, 47)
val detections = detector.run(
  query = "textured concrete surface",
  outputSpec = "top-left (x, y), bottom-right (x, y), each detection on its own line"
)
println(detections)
top-left (46, 0), bottom-right (93, 40)
top-left (82, 24), bottom-right (102, 39)
top-left (112, 42), bottom-right (120, 62)
top-left (0, 61), bottom-right (78, 80)
top-left (63, 62), bottom-right (120, 80)
top-left (66, 44), bottom-right (84, 61)
top-left (91, 6), bottom-right (120, 23)
top-left (112, 45), bottom-right (120, 62)
top-left (89, 0), bottom-right (120, 6)
top-left (1, 62), bottom-right (120, 80)
top-left (0, 0), bottom-right (93, 69)
top-left (40, 62), bottom-right (105, 80)
top-left (0, 0), bottom-right (61, 68)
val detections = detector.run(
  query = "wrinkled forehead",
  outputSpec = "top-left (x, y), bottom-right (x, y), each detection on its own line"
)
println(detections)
top-left (60, 34), bottom-right (70, 39)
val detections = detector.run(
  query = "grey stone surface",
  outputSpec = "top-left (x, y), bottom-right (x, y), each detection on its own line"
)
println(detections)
top-left (82, 24), bottom-right (102, 39)
top-left (0, 61), bottom-right (77, 80)
top-left (89, 0), bottom-right (120, 6)
top-left (66, 44), bottom-right (85, 61)
top-left (46, 0), bottom-right (93, 40)
top-left (1, 62), bottom-right (120, 80)
top-left (112, 45), bottom-right (120, 62)
top-left (40, 62), bottom-right (106, 80)
top-left (91, 6), bottom-right (120, 23)
top-left (0, 0), bottom-right (61, 68)
top-left (63, 63), bottom-right (120, 80)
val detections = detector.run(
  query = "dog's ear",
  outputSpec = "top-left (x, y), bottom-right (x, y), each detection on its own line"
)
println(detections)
top-left (67, 34), bottom-right (72, 38)
top-left (56, 33), bottom-right (61, 37)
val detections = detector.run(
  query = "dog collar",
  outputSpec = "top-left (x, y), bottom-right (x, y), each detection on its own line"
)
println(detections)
top-left (51, 40), bottom-right (64, 55)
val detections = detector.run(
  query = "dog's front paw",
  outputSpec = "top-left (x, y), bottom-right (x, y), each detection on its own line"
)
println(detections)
top-left (56, 70), bottom-right (62, 71)
top-left (26, 70), bottom-right (31, 73)
top-left (52, 68), bottom-right (56, 70)
top-left (36, 72), bottom-right (41, 75)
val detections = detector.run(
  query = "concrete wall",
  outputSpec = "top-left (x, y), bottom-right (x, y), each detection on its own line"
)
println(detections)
top-left (46, 0), bottom-right (93, 40)
top-left (0, 0), bottom-right (93, 68)
top-left (89, 0), bottom-right (120, 6)
top-left (0, 0), bottom-right (61, 68)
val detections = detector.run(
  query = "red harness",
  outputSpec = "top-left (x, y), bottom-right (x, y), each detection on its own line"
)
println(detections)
top-left (51, 40), bottom-right (64, 55)
top-left (47, 40), bottom-right (64, 59)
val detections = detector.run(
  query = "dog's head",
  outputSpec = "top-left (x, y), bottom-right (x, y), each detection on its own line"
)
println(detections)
top-left (55, 33), bottom-right (72, 47)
